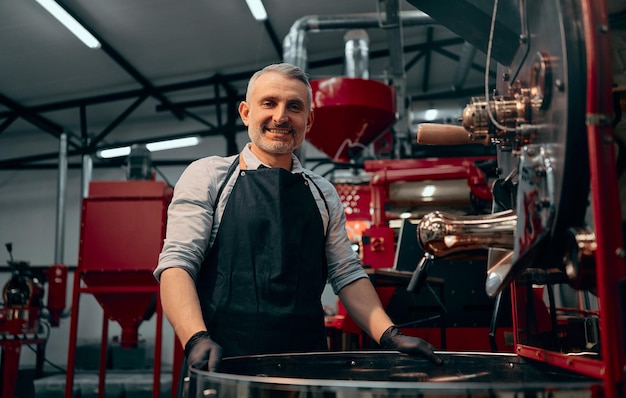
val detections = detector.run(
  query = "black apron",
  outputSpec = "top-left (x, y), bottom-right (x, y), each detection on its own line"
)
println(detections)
top-left (196, 156), bottom-right (329, 357)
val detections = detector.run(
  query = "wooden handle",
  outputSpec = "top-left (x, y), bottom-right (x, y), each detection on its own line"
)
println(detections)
top-left (417, 123), bottom-right (471, 145)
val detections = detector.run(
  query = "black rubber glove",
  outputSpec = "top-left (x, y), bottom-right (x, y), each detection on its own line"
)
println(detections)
top-left (184, 330), bottom-right (223, 372)
top-left (380, 325), bottom-right (443, 365)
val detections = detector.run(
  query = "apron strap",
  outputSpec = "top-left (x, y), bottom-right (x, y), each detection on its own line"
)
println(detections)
top-left (213, 156), bottom-right (240, 209)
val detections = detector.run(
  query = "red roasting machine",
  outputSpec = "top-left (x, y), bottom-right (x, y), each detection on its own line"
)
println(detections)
top-left (0, 243), bottom-right (68, 398)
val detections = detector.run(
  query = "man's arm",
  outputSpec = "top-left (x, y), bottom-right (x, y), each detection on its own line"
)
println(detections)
top-left (159, 267), bottom-right (207, 345)
top-left (160, 267), bottom-right (223, 372)
top-left (336, 277), bottom-right (393, 343)
top-left (338, 277), bottom-right (443, 364)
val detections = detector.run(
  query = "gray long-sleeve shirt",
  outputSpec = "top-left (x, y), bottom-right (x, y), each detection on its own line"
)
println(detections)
top-left (154, 144), bottom-right (367, 294)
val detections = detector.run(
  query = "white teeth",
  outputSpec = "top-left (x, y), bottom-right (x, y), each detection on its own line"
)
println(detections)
top-left (267, 129), bottom-right (290, 134)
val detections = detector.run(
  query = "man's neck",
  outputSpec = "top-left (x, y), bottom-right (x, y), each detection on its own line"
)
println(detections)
top-left (248, 144), bottom-right (292, 170)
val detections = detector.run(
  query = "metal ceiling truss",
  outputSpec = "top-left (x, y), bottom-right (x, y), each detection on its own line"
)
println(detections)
top-left (0, 2), bottom-right (492, 170)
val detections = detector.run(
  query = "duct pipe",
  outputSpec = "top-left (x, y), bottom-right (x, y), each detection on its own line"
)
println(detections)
top-left (55, 132), bottom-right (68, 264)
top-left (344, 29), bottom-right (370, 79)
top-left (452, 41), bottom-right (477, 91)
top-left (384, 0), bottom-right (409, 157)
top-left (283, 11), bottom-right (436, 70)
top-left (81, 136), bottom-right (93, 198)
top-left (81, 154), bottom-right (92, 198)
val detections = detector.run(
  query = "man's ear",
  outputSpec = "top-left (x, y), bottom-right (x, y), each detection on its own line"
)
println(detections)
top-left (305, 108), bottom-right (314, 133)
top-left (238, 101), bottom-right (250, 126)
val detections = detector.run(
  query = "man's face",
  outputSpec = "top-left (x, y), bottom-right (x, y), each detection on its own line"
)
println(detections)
top-left (239, 71), bottom-right (314, 156)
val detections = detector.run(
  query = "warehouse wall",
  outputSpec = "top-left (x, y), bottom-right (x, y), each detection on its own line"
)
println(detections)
top-left (0, 132), bottom-right (337, 372)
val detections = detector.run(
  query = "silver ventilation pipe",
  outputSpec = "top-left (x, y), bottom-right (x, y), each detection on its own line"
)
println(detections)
top-left (344, 29), bottom-right (370, 79)
top-left (282, 11), bottom-right (436, 71)
top-left (55, 132), bottom-right (68, 265)
top-left (452, 41), bottom-right (477, 91)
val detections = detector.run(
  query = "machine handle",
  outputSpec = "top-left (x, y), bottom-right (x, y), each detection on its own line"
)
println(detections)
top-left (416, 123), bottom-right (471, 145)
top-left (407, 254), bottom-right (433, 294)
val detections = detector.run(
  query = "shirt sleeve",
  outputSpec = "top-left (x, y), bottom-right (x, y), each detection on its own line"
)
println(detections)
top-left (312, 174), bottom-right (369, 294)
top-left (153, 158), bottom-right (222, 281)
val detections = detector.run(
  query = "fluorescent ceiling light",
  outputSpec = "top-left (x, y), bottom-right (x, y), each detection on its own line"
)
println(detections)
top-left (98, 137), bottom-right (200, 159)
top-left (98, 146), bottom-right (131, 159)
top-left (35, 0), bottom-right (101, 49)
top-left (245, 0), bottom-right (267, 21)
top-left (146, 136), bottom-right (200, 151)
top-left (424, 108), bottom-right (438, 121)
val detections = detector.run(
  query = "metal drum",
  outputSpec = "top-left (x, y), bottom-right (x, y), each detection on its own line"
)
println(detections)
top-left (189, 351), bottom-right (600, 397)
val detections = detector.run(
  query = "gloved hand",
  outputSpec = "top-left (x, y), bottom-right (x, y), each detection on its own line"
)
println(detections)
top-left (184, 330), bottom-right (223, 372)
top-left (380, 325), bottom-right (443, 365)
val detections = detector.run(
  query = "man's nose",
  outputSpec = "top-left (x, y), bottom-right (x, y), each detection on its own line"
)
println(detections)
top-left (272, 105), bottom-right (289, 124)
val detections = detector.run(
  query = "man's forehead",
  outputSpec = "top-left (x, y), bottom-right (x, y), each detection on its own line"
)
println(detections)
top-left (253, 72), bottom-right (306, 92)
top-left (251, 75), bottom-right (308, 102)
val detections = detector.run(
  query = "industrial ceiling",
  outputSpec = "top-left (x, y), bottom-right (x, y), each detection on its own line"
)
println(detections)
top-left (1, 0), bottom-right (625, 170)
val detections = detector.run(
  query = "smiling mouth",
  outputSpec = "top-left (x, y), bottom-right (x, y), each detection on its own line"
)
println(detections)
top-left (264, 127), bottom-right (293, 135)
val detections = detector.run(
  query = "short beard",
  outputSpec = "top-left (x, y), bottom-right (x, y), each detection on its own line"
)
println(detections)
top-left (256, 139), bottom-right (294, 154)
top-left (249, 125), bottom-right (300, 154)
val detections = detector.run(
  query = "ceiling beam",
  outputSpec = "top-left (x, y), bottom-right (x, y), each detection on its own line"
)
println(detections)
top-left (0, 92), bottom-right (81, 149)
top-left (263, 19), bottom-right (284, 58)
top-left (421, 26), bottom-right (434, 92)
top-left (57, 0), bottom-right (186, 120)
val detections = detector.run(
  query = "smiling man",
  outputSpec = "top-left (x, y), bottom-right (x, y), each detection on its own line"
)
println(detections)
top-left (240, 66), bottom-right (313, 163)
top-left (154, 63), bottom-right (442, 393)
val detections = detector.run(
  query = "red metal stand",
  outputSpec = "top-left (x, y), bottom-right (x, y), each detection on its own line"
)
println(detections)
top-left (64, 276), bottom-right (164, 398)
top-left (0, 336), bottom-right (46, 398)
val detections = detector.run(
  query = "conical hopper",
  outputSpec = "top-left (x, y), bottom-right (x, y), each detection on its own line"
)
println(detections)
top-left (82, 272), bottom-right (156, 348)
top-left (307, 77), bottom-right (396, 162)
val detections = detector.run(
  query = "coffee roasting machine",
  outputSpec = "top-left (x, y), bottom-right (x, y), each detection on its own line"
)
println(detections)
top-left (187, 0), bottom-right (626, 397)
top-left (0, 244), bottom-right (68, 398)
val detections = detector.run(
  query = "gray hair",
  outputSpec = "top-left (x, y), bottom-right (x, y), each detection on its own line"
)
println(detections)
top-left (246, 63), bottom-right (313, 109)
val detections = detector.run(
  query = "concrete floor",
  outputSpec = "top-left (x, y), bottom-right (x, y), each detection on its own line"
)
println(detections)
top-left (15, 368), bottom-right (173, 398)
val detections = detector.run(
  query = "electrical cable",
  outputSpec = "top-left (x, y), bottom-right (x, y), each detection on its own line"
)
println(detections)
top-left (484, 0), bottom-right (516, 133)
top-left (24, 320), bottom-right (68, 374)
